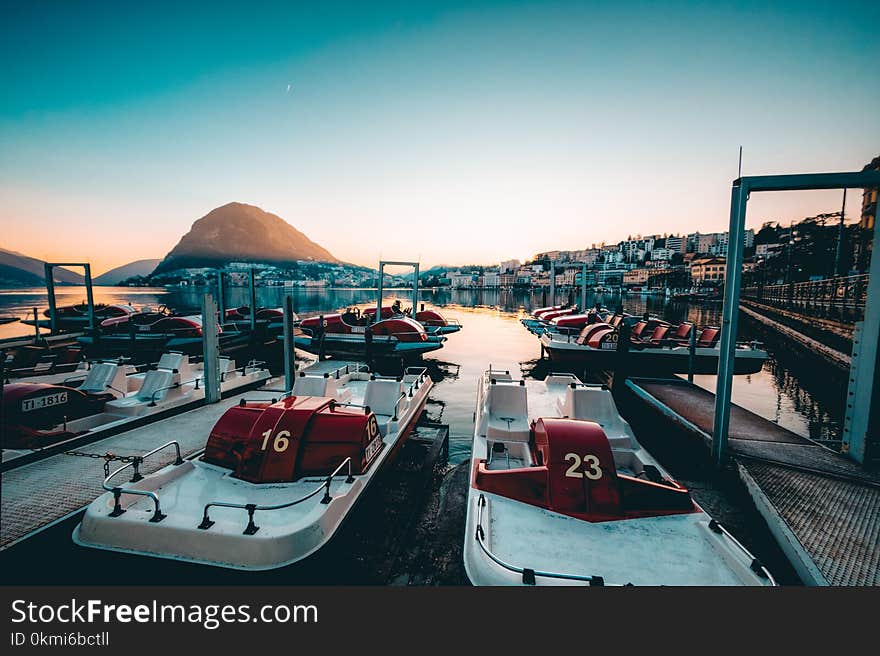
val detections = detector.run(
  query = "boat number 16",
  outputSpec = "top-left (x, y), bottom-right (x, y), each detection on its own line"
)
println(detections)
top-left (261, 429), bottom-right (291, 453)
top-left (564, 453), bottom-right (603, 480)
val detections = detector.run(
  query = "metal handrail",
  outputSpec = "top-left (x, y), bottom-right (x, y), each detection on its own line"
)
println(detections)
top-left (707, 519), bottom-right (776, 585)
top-left (197, 457), bottom-right (355, 535)
top-left (147, 375), bottom-right (203, 406)
top-left (102, 440), bottom-right (184, 522)
top-left (474, 495), bottom-right (607, 586)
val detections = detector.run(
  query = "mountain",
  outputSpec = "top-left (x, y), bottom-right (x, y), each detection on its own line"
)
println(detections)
top-left (93, 259), bottom-right (161, 285)
top-left (153, 202), bottom-right (338, 274)
top-left (0, 248), bottom-right (86, 286)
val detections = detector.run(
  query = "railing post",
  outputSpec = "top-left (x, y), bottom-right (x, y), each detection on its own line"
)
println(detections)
top-left (243, 504), bottom-right (259, 535)
top-left (201, 293), bottom-right (221, 403)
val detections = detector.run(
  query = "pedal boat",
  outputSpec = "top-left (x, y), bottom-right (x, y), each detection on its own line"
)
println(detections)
top-left (73, 363), bottom-right (433, 570)
top-left (463, 368), bottom-right (775, 586)
top-left (296, 312), bottom-right (444, 360)
top-left (2, 352), bottom-right (269, 455)
top-left (362, 304), bottom-right (462, 335)
top-left (539, 323), bottom-right (768, 375)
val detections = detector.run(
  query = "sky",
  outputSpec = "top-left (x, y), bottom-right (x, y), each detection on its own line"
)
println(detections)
top-left (1, 0), bottom-right (878, 275)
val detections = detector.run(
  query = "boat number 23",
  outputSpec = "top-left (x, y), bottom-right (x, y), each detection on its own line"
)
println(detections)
top-left (564, 453), bottom-right (603, 480)
top-left (261, 429), bottom-right (291, 453)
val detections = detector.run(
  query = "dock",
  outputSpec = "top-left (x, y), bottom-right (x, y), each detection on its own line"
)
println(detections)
top-left (0, 390), bottom-right (262, 550)
top-left (623, 377), bottom-right (880, 585)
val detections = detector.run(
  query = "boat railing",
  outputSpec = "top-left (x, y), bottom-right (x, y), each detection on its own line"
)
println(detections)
top-left (219, 359), bottom-right (268, 382)
top-left (102, 440), bottom-right (184, 523)
top-left (707, 519), bottom-right (776, 584)
top-left (147, 374), bottom-right (210, 406)
top-left (475, 495), bottom-right (607, 586)
top-left (197, 457), bottom-right (355, 535)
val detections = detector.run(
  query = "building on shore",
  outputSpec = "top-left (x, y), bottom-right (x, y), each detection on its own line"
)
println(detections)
top-left (689, 257), bottom-right (726, 285)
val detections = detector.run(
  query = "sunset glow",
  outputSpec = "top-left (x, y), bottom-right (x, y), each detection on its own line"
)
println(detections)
top-left (1, 1), bottom-right (878, 275)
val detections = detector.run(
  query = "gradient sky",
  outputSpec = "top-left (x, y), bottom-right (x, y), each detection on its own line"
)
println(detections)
top-left (1, 0), bottom-right (878, 275)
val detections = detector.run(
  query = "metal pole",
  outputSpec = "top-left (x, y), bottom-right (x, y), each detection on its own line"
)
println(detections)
top-left (44, 263), bottom-right (57, 334)
top-left (283, 294), bottom-right (295, 394)
top-left (33, 307), bottom-right (40, 342)
top-left (84, 263), bottom-right (95, 332)
top-left (687, 322), bottom-right (696, 384)
top-left (549, 264), bottom-right (556, 306)
top-left (201, 293), bottom-right (221, 404)
top-left (412, 263), bottom-right (419, 315)
top-left (833, 190), bottom-right (846, 277)
top-left (249, 268), bottom-right (257, 333)
top-left (712, 181), bottom-right (747, 468)
top-left (581, 263), bottom-right (588, 311)
top-left (843, 209), bottom-right (880, 465)
top-left (376, 263), bottom-right (384, 319)
top-left (216, 270), bottom-right (225, 322)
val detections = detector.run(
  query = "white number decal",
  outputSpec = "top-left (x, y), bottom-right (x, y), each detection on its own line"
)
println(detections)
top-left (563, 453), bottom-right (603, 480)
top-left (564, 453), bottom-right (582, 478)
top-left (260, 429), bottom-right (291, 453)
top-left (582, 454), bottom-right (603, 480)
top-left (273, 430), bottom-right (290, 453)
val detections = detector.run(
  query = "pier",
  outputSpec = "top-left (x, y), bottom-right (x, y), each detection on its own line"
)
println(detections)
top-left (622, 377), bottom-right (880, 585)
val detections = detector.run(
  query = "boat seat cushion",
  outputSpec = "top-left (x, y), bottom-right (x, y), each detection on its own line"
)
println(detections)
top-left (363, 379), bottom-right (404, 417)
top-left (485, 382), bottom-right (530, 442)
top-left (78, 362), bottom-right (118, 394)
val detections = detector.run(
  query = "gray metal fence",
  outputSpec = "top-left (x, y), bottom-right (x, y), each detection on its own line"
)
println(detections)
top-left (742, 273), bottom-right (870, 323)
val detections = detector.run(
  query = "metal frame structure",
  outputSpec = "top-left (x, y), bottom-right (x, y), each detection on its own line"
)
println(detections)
top-left (714, 170), bottom-right (880, 467)
top-left (43, 262), bottom-right (95, 333)
top-left (375, 260), bottom-right (420, 319)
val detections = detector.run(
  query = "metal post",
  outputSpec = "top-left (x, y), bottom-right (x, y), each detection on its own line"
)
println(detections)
top-left (412, 263), bottom-right (419, 315)
top-left (581, 263), bottom-right (588, 311)
top-left (283, 294), bottom-right (295, 394)
top-left (201, 293), bottom-right (221, 403)
top-left (612, 323), bottom-right (631, 396)
top-left (249, 268), bottom-right (257, 333)
top-left (216, 270), bottom-right (225, 322)
top-left (32, 307), bottom-right (40, 342)
top-left (83, 263), bottom-right (95, 332)
top-left (376, 263), bottom-right (385, 320)
top-left (843, 215), bottom-right (880, 465)
top-left (712, 181), bottom-right (746, 467)
top-left (44, 263), bottom-right (57, 334)
top-left (688, 322), bottom-right (697, 384)
top-left (833, 190), bottom-right (846, 278)
top-left (549, 264), bottom-right (556, 306)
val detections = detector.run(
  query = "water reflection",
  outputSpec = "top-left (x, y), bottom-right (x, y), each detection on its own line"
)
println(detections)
top-left (0, 285), bottom-right (845, 461)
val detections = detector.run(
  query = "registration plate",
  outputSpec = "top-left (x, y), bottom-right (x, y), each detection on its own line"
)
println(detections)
top-left (600, 342), bottom-right (617, 350)
top-left (22, 391), bottom-right (68, 413)
top-left (364, 435), bottom-right (384, 464)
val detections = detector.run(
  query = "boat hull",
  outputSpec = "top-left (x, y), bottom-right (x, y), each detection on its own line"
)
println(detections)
top-left (541, 338), bottom-right (766, 375)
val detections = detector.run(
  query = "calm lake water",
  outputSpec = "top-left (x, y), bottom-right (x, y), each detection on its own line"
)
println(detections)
top-left (0, 285), bottom-right (846, 462)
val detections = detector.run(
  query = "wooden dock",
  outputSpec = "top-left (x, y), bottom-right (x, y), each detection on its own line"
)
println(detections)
top-left (623, 377), bottom-right (880, 585)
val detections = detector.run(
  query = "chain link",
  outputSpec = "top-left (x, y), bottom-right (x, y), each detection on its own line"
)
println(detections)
top-left (63, 450), bottom-right (139, 477)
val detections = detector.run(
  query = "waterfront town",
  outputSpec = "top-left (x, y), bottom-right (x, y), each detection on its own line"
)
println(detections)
top-left (123, 155), bottom-right (878, 297)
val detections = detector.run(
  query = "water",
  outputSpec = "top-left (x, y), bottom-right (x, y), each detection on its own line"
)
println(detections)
top-left (0, 285), bottom-right (846, 461)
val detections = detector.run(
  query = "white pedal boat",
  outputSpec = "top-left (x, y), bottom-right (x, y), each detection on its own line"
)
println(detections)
top-left (463, 367), bottom-right (776, 586)
top-left (73, 363), bottom-right (433, 570)
top-left (2, 352), bottom-right (270, 459)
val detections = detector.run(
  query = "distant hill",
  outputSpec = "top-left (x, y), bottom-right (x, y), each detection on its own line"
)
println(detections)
top-left (94, 259), bottom-right (161, 285)
top-left (0, 248), bottom-right (85, 286)
top-left (153, 202), bottom-right (338, 274)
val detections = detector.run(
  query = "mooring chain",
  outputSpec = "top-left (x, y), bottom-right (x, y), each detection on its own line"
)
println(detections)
top-left (63, 450), bottom-right (139, 477)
